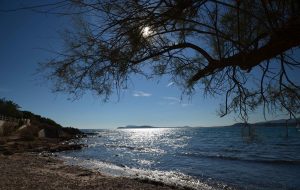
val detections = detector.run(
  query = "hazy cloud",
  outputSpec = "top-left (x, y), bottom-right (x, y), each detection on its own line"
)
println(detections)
top-left (181, 103), bottom-right (192, 107)
top-left (163, 96), bottom-right (192, 107)
top-left (166, 82), bottom-right (174, 87)
top-left (163, 96), bottom-right (180, 102)
top-left (133, 91), bottom-right (152, 97)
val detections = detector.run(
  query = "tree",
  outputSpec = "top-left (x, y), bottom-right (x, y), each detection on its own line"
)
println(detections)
top-left (40, 0), bottom-right (300, 121)
top-left (0, 98), bottom-right (22, 118)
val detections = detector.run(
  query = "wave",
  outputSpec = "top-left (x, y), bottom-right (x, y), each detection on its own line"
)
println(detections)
top-left (103, 144), bottom-right (165, 154)
top-left (60, 156), bottom-right (215, 190)
top-left (180, 152), bottom-right (300, 165)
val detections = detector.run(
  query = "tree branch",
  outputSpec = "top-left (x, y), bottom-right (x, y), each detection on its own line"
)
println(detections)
top-left (131, 42), bottom-right (214, 64)
top-left (189, 18), bottom-right (300, 84)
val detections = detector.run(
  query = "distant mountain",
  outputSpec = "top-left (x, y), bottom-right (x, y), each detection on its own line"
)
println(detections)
top-left (177, 126), bottom-right (192, 128)
top-left (117, 125), bottom-right (155, 129)
top-left (118, 118), bottom-right (300, 129)
top-left (228, 118), bottom-right (300, 127)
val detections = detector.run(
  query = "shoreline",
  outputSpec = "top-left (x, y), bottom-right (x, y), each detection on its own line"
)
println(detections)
top-left (0, 129), bottom-right (187, 189)
top-left (60, 154), bottom-right (206, 190)
top-left (0, 152), bottom-right (187, 190)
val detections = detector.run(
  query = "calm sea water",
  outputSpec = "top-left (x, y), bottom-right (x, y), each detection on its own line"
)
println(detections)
top-left (60, 127), bottom-right (300, 190)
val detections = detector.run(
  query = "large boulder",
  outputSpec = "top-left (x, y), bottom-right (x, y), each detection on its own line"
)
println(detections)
top-left (38, 127), bottom-right (61, 138)
top-left (62, 127), bottom-right (82, 136)
top-left (17, 125), bottom-right (28, 131)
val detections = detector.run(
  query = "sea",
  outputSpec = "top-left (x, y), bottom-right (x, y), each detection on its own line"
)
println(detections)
top-left (59, 126), bottom-right (300, 190)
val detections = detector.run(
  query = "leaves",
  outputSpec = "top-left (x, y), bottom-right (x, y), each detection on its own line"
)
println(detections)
top-left (40, 0), bottom-right (300, 121)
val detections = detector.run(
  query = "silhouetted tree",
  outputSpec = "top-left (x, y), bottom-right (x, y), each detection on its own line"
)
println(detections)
top-left (0, 98), bottom-right (22, 118)
top-left (37, 0), bottom-right (300, 121)
top-left (0, 98), bottom-right (63, 127)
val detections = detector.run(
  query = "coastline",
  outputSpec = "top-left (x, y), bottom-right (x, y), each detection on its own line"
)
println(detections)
top-left (0, 152), bottom-right (186, 190)
top-left (0, 114), bottom-right (188, 190)
top-left (0, 123), bottom-right (187, 190)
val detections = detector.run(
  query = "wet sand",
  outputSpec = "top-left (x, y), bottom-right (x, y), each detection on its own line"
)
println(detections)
top-left (0, 153), bottom-right (183, 190)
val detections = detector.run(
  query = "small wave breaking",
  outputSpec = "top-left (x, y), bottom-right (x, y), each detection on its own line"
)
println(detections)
top-left (60, 156), bottom-right (215, 190)
top-left (180, 152), bottom-right (300, 164)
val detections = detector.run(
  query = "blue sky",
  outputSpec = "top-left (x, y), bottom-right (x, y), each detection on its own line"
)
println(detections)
top-left (0, 1), bottom-right (296, 129)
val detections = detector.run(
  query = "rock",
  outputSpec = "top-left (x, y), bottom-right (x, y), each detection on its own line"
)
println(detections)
top-left (49, 144), bottom-right (82, 152)
top-left (0, 125), bottom-right (4, 136)
top-left (17, 125), bottom-right (28, 131)
top-left (17, 126), bottom-right (35, 141)
top-left (38, 127), bottom-right (80, 139)
top-left (38, 129), bottom-right (45, 138)
top-left (119, 164), bottom-right (126, 168)
top-left (77, 172), bottom-right (92, 177)
top-left (0, 121), bottom-right (18, 136)
top-left (2, 150), bottom-right (13, 155)
top-left (58, 131), bottom-right (72, 139)
top-left (7, 135), bottom-right (23, 141)
top-left (38, 128), bottom-right (61, 138)
top-left (61, 127), bottom-right (83, 136)
top-left (0, 121), bottom-right (7, 136)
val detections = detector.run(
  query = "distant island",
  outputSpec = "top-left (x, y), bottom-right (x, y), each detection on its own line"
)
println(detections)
top-left (118, 118), bottom-right (300, 129)
top-left (117, 125), bottom-right (191, 129)
top-left (227, 118), bottom-right (300, 128)
top-left (118, 125), bottom-right (155, 129)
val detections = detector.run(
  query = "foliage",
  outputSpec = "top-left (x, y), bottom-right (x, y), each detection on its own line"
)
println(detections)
top-left (39, 0), bottom-right (300, 121)
top-left (0, 98), bottom-right (63, 128)
top-left (0, 98), bottom-right (22, 118)
top-left (22, 111), bottom-right (63, 128)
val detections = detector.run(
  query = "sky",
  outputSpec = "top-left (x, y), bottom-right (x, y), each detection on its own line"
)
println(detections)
top-left (0, 1), bottom-right (297, 129)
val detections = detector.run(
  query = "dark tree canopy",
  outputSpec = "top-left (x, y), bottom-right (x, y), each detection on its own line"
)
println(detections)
top-left (40, 0), bottom-right (300, 121)
top-left (0, 98), bottom-right (63, 128)
top-left (0, 98), bottom-right (22, 118)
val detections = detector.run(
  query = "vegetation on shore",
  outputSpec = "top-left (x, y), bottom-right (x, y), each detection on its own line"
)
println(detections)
top-left (0, 98), bottom-right (83, 155)
top-left (0, 98), bottom-right (62, 128)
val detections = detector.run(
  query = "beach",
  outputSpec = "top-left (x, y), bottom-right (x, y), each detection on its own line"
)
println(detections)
top-left (0, 127), bottom-right (184, 190)
top-left (0, 152), bottom-right (182, 190)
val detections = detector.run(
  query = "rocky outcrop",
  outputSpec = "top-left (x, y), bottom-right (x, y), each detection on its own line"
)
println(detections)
top-left (0, 139), bottom-right (83, 155)
top-left (38, 128), bottom-right (60, 138)
top-left (38, 127), bottom-right (83, 139)
top-left (0, 121), bottom-right (83, 155)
